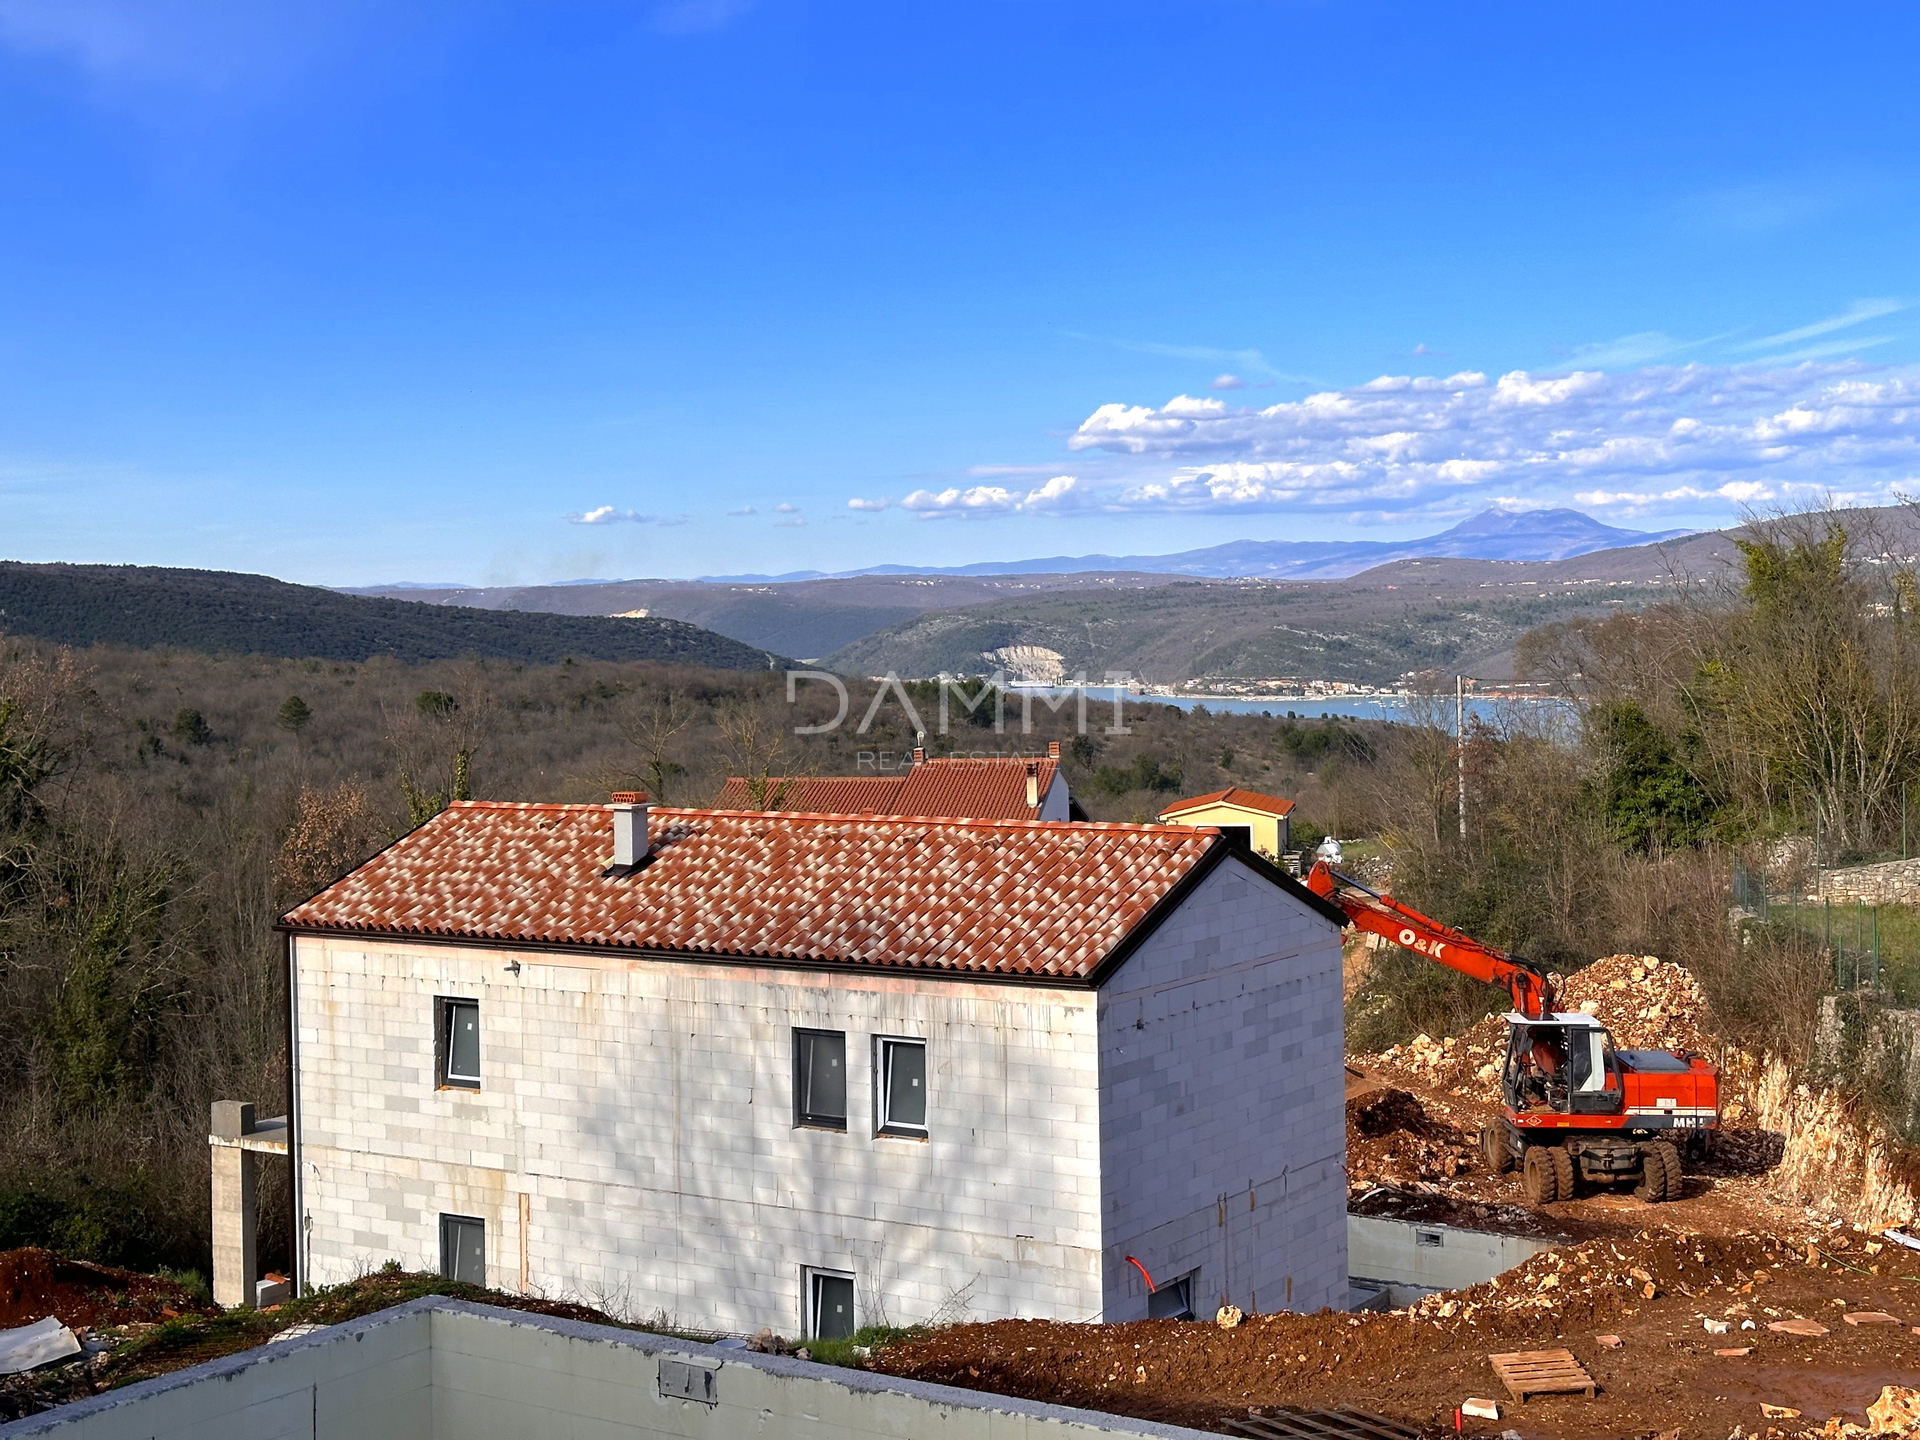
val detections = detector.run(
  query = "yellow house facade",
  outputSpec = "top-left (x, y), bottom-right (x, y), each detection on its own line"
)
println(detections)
top-left (1157, 787), bottom-right (1296, 860)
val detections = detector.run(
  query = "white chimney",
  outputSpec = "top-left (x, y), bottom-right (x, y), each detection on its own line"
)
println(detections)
top-left (610, 791), bottom-right (650, 868)
top-left (1024, 762), bottom-right (1039, 811)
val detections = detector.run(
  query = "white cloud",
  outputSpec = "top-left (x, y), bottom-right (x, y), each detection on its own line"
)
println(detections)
top-left (1563, 332), bottom-right (1696, 368)
top-left (897, 475), bottom-right (1092, 518)
top-left (1209, 373), bottom-right (1246, 390)
top-left (567, 506), bottom-right (656, 525)
top-left (774, 502), bottom-right (800, 513)
top-left (1736, 298), bottom-right (1909, 352)
top-left (727, 505), bottom-right (757, 516)
top-left (846, 497), bottom-right (889, 512)
top-left (1061, 332), bottom-right (1319, 385)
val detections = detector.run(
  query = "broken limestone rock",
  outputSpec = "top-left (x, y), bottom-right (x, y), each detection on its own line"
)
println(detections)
top-left (1868, 1387), bottom-right (1920, 1435)
top-left (1767, 1317), bottom-right (1831, 1336)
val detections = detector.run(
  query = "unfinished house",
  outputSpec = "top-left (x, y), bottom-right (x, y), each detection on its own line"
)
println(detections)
top-left (715, 745), bottom-right (1076, 821)
top-left (279, 796), bottom-right (1347, 1336)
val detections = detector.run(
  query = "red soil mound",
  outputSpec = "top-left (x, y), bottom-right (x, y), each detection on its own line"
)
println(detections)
top-left (0, 1250), bottom-right (215, 1330)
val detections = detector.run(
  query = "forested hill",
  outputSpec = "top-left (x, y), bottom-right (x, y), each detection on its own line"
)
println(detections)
top-left (0, 561), bottom-right (787, 669)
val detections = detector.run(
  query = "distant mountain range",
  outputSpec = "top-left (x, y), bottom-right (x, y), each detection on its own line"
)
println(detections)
top-left (694, 508), bottom-right (1694, 583)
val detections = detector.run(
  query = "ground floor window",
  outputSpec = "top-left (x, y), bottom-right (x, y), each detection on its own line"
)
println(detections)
top-left (805, 1268), bottom-right (855, 1339)
top-left (1147, 1269), bottom-right (1197, 1321)
top-left (440, 1213), bottom-right (485, 1286)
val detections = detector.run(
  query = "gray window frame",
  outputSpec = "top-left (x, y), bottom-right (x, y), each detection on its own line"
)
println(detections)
top-left (874, 1035), bottom-right (929, 1139)
top-left (792, 1028), bottom-right (847, 1131)
top-left (436, 996), bottom-right (481, 1090)
top-left (440, 1213), bottom-right (486, 1285)
top-left (804, 1266), bottom-right (856, 1339)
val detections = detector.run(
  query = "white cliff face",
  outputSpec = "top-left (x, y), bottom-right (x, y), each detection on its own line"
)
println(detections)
top-left (981, 645), bottom-right (1067, 686)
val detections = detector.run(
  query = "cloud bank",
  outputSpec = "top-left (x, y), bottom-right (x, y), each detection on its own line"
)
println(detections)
top-left (850, 361), bottom-right (1920, 521)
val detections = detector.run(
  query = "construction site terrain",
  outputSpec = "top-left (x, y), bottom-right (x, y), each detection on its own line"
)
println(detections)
top-left (871, 954), bottom-right (1920, 1438)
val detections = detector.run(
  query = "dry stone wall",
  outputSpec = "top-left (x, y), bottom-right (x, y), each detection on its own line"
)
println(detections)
top-left (1818, 857), bottom-right (1920, 906)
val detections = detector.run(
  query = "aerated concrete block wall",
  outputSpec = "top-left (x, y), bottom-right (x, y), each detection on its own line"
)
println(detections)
top-left (0, 1300), bottom-right (1219, 1440)
top-left (294, 940), bottom-right (1106, 1332)
top-left (1095, 856), bottom-right (1347, 1319)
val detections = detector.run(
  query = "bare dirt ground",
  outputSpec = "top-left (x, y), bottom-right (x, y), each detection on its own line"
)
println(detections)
top-left (872, 954), bottom-right (1920, 1438)
top-left (873, 1229), bottom-right (1920, 1438)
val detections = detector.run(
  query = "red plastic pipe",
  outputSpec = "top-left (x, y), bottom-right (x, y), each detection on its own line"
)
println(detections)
top-left (1124, 1255), bottom-right (1157, 1293)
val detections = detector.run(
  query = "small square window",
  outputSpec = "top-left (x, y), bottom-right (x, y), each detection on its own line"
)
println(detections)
top-left (806, 1268), bottom-right (856, 1339)
top-left (437, 998), bottom-right (480, 1090)
top-left (1147, 1270), bottom-right (1198, 1321)
top-left (440, 1214), bottom-right (485, 1286)
top-left (875, 1037), bottom-right (927, 1138)
top-left (793, 1028), bottom-right (846, 1130)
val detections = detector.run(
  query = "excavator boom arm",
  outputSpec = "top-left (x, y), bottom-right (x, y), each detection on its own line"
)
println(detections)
top-left (1305, 860), bottom-right (1555, 1018)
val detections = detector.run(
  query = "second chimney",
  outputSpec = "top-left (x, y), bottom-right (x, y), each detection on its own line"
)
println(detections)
top-left (1025, 762), bottom-right (1040, 811)
top-left (610, 791), bottom-right (650, 868)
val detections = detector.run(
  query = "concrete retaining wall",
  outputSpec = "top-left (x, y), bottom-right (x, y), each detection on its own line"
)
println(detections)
top-left (1346, 1214), bottom-right (1559, 1297)
top-left (0, 1303), bottom-right (432, 1440)
top-left (0, 1300), bottom-right (1215, 1440)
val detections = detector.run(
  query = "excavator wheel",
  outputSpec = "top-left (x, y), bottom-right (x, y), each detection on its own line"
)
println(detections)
top-left (1521, 1145), bottom-right (1560, 1205)
top-left (1635, 1141), bottom-right (1683, 1203)
top-left (1549, 1144), bottom-right (1576, 1202)
top-left (1480, 1123), bottom-right (1512, 1174)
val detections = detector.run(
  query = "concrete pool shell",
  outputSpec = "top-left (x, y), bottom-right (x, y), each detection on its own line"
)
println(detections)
top-left (0, 1298), bottom-right (1223, 1440)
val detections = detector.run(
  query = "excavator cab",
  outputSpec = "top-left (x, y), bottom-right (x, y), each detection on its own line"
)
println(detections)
top-left (1498, 1014), bottom-right (1620, 1117)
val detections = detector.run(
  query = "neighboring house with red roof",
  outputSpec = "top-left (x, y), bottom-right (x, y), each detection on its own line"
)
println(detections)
top-left (279, 793), bottom-right (1347, 1337)
top-left (1158, 787), bottom-right (1297, 861)
top-left (715, 745), bottom-right (1075, 822)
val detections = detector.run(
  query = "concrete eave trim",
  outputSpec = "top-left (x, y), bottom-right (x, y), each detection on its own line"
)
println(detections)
top-left (207, 1116), bottom-right (290, 1154)
top-left (273, 924), bottom-right (1114, 990)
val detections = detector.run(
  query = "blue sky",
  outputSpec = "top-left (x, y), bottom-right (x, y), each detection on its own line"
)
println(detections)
top-left (2, 1), bottom-right (1918, 584)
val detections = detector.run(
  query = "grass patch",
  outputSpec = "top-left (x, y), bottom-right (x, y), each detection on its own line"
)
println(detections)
top-left (94, 1270), bottom-right (641, 1393)
top-left (803, 1323), bottom-right (928, 1368)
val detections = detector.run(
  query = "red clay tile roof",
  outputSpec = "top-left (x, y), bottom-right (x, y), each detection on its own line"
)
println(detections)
top-left (713, 775), bottom-right (905, 814)
top-left (1159, 787), bottom-right (1296, 820)
top-left (281, 801), bottom-right (1220, 979)
top-left (897, 756), bottom-right (1059, 820)
top-left (714, 756), bottom-right (1061, 822)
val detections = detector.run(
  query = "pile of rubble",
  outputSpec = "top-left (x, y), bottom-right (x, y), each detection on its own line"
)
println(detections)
top-left (1345, 1087), bottom-right (1475, 1186)
top-left (1557, 953), bottom-right (1715, 1053)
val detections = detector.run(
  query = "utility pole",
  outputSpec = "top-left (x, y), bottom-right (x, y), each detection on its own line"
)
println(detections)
top-left (1456, 674), bottom-right (1467, 841)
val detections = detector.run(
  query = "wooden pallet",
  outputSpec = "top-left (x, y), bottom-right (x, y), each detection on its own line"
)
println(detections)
top-left (1489, 1348), bottom-right (1596, 1401)
top-left (1231, 1407), bottom-right (1425, 1440)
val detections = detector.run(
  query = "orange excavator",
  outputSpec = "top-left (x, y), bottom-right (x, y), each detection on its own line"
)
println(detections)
top-left (1307, 861), bottom-right (1719, 1206)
